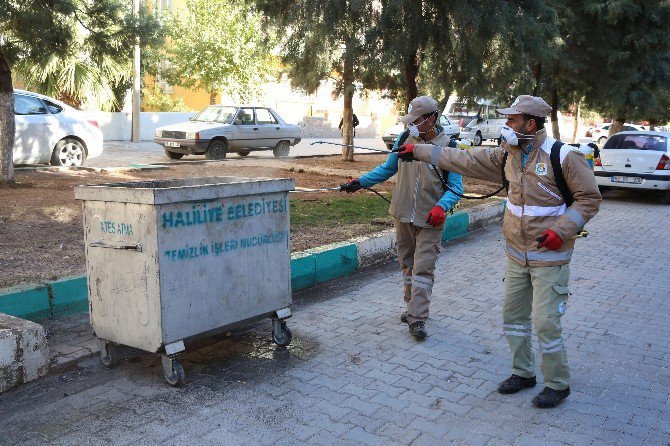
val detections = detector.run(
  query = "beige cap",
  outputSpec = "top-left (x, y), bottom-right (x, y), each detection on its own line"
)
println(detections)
top-left (496, 95), bottom-right (552, 118)
top-left (400, 96), bottom-right (439, 125)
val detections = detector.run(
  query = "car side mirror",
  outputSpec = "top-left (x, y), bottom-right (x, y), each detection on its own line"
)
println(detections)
top-left (234, 119), bottom-right (242, 125)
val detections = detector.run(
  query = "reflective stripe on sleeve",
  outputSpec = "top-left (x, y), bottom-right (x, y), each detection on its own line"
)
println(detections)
top-left (564, 207), bottom-right (585, 228)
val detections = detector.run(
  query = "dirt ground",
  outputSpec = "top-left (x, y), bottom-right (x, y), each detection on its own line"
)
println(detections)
top-left (0, 154), bottom-right (506, 287)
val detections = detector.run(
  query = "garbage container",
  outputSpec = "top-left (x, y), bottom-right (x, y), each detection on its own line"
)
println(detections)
top-left (75, 176), bottom-right (295, 387)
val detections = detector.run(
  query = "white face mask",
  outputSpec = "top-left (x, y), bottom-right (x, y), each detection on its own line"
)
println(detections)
top-left (500, 125), bottom-right (535, 146)
top-left (500, 126), bottom-right (519, 146)
top-left (408, 115), bottom-right (432, 138)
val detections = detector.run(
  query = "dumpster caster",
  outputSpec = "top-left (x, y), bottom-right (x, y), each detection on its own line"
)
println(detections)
top-left (272, 319), bottom-right (292, 347)
top-left (100, 340), bottom-right (120, 368)
top-left (162, 356), bottom-right (185, 387)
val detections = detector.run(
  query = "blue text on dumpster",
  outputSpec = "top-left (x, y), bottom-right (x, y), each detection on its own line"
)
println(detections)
top-left (161, 199), bottom-right (287, 230)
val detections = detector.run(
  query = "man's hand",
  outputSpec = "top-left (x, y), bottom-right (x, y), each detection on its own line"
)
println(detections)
top-left (426, 205), bottom-right (446, 227)
top-left (536, 229), bottom-right (563, 250)
top-left (340, 178), bottom-right (362, 193)
top-left (396, 144), bottom-right (416, 161)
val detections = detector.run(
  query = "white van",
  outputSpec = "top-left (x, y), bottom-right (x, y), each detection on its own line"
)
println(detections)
top-left (457, 100), bottom-right (506, 146)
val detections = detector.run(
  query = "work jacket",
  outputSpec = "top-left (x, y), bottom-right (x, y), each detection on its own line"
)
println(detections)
top-left (413, 129), bottom-right (601, 266)
top-left (359, 131), bottom-right (462, 229)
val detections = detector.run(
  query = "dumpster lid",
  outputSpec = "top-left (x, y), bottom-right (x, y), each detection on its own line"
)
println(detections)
top-left (74, 176), bottom-right (295, 204)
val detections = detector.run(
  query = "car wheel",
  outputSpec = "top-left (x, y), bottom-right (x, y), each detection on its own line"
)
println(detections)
top-left (238, 150), bottom-right (250, 157)
top-left (164, 148), bottom-right (184, 159)
top-left (598, 136), bottom-right (607, 146)
top-left (206, 140), bottom-right (227, 160)
top-left (51, 138), bottom-right (86, 167)
top-left (386, 144), bottom-right (394, 150)
top-left (473, 132), bottom-right (483, 146)
top-left (273, 140), bottom-right (290, 157)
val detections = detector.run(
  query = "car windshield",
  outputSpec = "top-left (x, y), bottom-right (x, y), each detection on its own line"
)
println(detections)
top-left (447, 101), bottom-right (479, 127)
top-left (604, 134), bottom-right (667, 151)
top-left (192, 106), bottom-right (237, 123)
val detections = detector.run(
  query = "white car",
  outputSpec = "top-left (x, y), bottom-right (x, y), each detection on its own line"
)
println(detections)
top-left (458, 101), bottom-right (506, 146)
top-left (13, 89), bottom-right (103, 166)
top-left (594, 131), bottom-right (670, 204)
top-left (588, 123), bottom-right (645, 146)
top-left (154, 105), bottom-right (301, 159)
top-left (381, 115), bottom-right (460, 149)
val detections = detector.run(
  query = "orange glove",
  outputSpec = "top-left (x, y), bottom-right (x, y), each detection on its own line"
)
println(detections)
top-left (396, 144), bottom-right (416, 161)
top-left (537, 229), bottom-right (563, 250)
top-left (426, 205), bottom-right (446, 227)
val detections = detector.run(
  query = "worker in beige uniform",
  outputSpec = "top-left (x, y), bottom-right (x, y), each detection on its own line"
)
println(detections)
top-left (396, 95), bottom-right (601, 407)
top-left (340, 96), bottom-right (463, 340)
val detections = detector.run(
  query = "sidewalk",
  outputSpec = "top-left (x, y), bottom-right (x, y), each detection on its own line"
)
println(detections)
top-left (1, 195), bottom-right (669, 445)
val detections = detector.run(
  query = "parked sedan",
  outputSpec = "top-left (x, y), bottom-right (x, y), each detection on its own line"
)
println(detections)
top-left (154, 105), bottom-right (301, 159)
top-left (381, 115), bottom-right (460, 149)
top-left (588, 123), bottom-right (645, 145)
top-left (13, 89), bottom-right (103, 167)
top-left (594, 131), bottom-right (670, 204)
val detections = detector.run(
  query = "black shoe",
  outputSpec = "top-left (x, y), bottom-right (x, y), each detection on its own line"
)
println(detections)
top-left (497, 374), bottom-right (537, 394)
top-left (400, 312), bottom-right (408, 323)
top-left (408, 321), bottom-right (427, 339)
top-left (532, 386), bottom-right (570, 408)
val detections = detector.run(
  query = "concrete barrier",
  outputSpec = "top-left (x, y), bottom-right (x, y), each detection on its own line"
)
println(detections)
top-left (0, 314), bottom-right (50, 394)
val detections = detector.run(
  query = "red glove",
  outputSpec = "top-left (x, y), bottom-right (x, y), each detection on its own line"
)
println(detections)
top-left (537, 229), bottom-right (563, 251)
top-left (396, 144), bottom-right (416, 161)
top-left (426, 205), bottom-right (446, 227)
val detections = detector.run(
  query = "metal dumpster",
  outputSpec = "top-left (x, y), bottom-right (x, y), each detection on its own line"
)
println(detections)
top-left (74, 176), bottom-right (295, 387)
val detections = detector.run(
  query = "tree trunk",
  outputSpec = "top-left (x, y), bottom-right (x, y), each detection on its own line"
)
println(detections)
top-left (532, 63), bottom-right (542, 96)
top-left (648, 119), bottom-right (657, 131)
top-left (403, 48), bottom-right (420, 112)
top-left (0, 50), bottom-right (15, 183)
top-left (209, 90), bottom-right (218, 105)
top-left (570, 100), bottom-right (581, 144)
top-left (341, 46), bottom-right (355, 161)
top-left (609, 117), bottom-right (625, 136)
top-left (550, 88), bottom-right (560, 140)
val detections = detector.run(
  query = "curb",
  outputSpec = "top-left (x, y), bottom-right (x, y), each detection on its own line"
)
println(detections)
top-left (0, 199), bottom-right (505, 322)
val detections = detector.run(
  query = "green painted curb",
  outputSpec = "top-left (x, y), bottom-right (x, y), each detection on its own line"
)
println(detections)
top-left (0, 284), bottom-right (50, 321)
top-left (309, 243), bottom-right (358, 283)
top-left (442, 211), bottom-right (469, 242)
top-left (50, 276), bottom-right (88, 317)
top-left (291, 253), bottom-right (316, 291)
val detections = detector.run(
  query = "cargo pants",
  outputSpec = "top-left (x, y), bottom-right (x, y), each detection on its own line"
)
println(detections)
top-left (395, 221), bottom-right (442, 325)
top-left (503, 259), bottom-right (571, 390)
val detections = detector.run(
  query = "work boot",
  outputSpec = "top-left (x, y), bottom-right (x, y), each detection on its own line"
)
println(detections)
top-left (497, 374), bottom-right (537, 394)
top-left (408, 321), bottom-right (427, 339)
top-left (400, 311), bottom-right (408, 323)
top-left (531, 386), bottom-right (571, 408)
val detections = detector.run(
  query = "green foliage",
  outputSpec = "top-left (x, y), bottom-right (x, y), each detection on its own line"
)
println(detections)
top-left (162, 0), bottom-right (278, 103)
top-left (142, 84), bottom-right (191, 112)
top-left (6, 1), bottom-right (163, 111)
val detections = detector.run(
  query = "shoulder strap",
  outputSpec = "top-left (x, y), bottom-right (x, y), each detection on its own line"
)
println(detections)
top-left (550, 141), bottom-right (574, 207)
top-left (501, 151), bottom-right (509, 192)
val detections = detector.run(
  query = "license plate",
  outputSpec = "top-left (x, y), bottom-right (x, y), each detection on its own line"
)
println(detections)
top-left (165, 141), bottom-right (180, 148)
top-left (611, 176), bottom-right (642, 184)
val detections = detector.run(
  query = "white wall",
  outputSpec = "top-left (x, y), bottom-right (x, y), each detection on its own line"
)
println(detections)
top-left (81, 111), bottom-right (196, 141)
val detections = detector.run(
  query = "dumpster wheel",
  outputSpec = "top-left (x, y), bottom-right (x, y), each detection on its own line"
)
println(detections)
top-left (162, 356), bottom-right (185, 387)
top-left (100, 340), bottom-right (120, 368)
top-left (272, 319), bottom-right (292, 347)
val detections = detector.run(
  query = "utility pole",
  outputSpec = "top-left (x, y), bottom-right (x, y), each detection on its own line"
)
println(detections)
top-left (131, 0), bottom-right (141, 142)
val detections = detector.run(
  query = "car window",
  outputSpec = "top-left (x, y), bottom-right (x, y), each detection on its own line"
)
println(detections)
top-left (236, 108), bottom-right (255, 125)
top-left (192, 105), bottom-right (237, 123)
top-left (14, 94), bottom-right (47, 115)
top-left (255, 108), bottom-right (278, 125)
top-left (439, 115), bottom-right (451, 126)
top-left (43, 99), bottom-right (63, 114)
top-left (604, 134), bottom-right (667, 151)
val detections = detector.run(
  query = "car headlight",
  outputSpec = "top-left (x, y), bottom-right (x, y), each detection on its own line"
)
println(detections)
top-left (186, 132), bottom-right (199, 140)
top-left (154, 130), bottom-right (162, 138)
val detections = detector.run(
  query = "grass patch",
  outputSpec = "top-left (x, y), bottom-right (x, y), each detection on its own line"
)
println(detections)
top-left (291, 194), bottom-right (392, 229)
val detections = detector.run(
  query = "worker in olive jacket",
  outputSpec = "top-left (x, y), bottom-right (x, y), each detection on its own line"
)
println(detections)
top-left (396, 95), bottom-right (601, 408)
